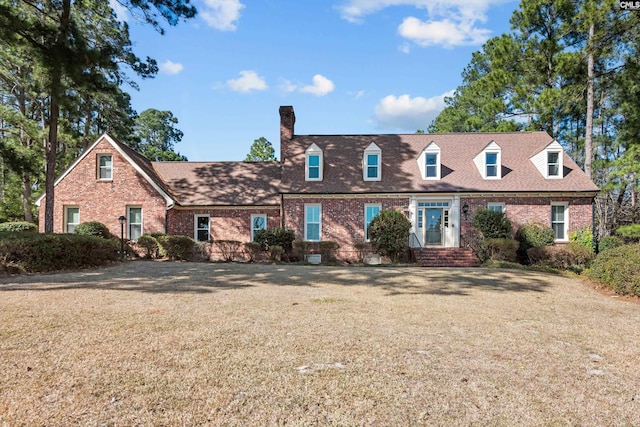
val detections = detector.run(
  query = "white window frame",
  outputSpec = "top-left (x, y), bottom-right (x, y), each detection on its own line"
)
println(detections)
top-left (64, 206), bottom-right (80, 234)
top-left (127, 206), bottom-right (143, 241)
top-left (547, 151), bottom-right (561, 178)
top-left (305, 143), bottom-right (323, 181)
top-left (251, 214), bottom-right (267, 241)
top-left (417, 142), bottom-right (441, 180)
top-left (551, 202), bottom-right (568, 242)
top-left (425, 153), bottom-right (439, 179)
top-left (194, 214), bottom-right (210, 242)
top-left (304, 204), bottom-right (321, 242)
top-left (487, 203), bottom-right (505, 213)
top-left (363, 142), bottom-right (382, 181)
top-left (485, 151), bottom-right (500, 179)
top-left (364, 204), bottom-right (381, 241)
top-left (97, 154), bottom-right (113, 180)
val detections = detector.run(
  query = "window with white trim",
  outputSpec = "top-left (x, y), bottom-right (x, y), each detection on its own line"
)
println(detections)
top-left (65, 206), bottom-right (80, 233)
top-left (305, 204), bottom-right (321, 241)
top-left (127, 206), bottom-right (142, 240)
top-left (363, 142), bottom-right (381, 181)
top-left (551, 203), bottom-right (568, 241)
top-left (426, 153), bottom-right (438, 178)
top-left (194, 215), bottom-right (210, 242)
top-left (364, 204), bottom-right (381, 241)
top-left (487, 203), bottom-right (504, 213)
top-left (305, 143), bottom-right (323, 181)
top-left (97, 154), bottom-right (112, 180)
top-left (548, 151), bottom-right (560, 177)
top-left (251, 214), bottom-right (267, 241)
top-left (486, 152), bottom-right (498, 178)
top-left (418, 142), bottom-right (441, 180)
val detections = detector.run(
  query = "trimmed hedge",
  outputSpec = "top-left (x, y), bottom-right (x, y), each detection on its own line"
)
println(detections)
top-left (527, 243), bottom-right (594, 270)
top-left (587, 244), bottom-right (640, 296)
top-left (155, 235), bottom-right (194, 260)
top-left (137, 234), bottom-right (161, 258)
top-left (472, 209), bottom-right (512, 239)
top-left (254, 228), bottom-right (295, 253)
top-left (0, 233), bottom-right (118, 273)
top-left (369, 209), bottom-right (412, 262)
top-left (0, 221), bottom-right (37, 233)
top-left (75, 221), bottom-right (111, 239)
top-left (485, 238), bottom-right (519, 262)
top-left (515, 222), bottom-right (556, 263)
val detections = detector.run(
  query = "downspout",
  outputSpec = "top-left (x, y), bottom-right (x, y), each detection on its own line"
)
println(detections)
top-left (281, 193), bottom-right (285, 229)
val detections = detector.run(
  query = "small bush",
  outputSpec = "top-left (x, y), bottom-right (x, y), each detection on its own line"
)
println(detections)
top-left (527, 243), bottom-right (594, 270)
top-left (569, 227), bottom-right (594, 251)
top-left (0, 233), bottom-right (118, 273)
top-left (369, 210), bottom-right (412, 262)
top-left (485, 238), bottom-right (519, 262)
top-left (587, 244), bottom-right (640, 296)
top-left (598, 235), bottom-right (623, 253)
top-left (155, 235), bottom-right (194, 260)
top-left (516, 222), bottom-right (556, 263)
top-left (616, 224), bottom-right (640, 243)
top-left (319, 241), bottom-right (340, 261)
top-left (137, 234), bottom-right (160, 259)
top-left (269, 245), bottom-right (284, 261)
top-left (472, 209), bottom-right (512, 239)
top-left (254, 228), bottom-right (295, 253)
top-left (214, 240), bottom-right (242, 262)
top-left (244, 242), bottom-right (263, 262)
top-left (74, 221), bottom-right (111, 239)
top-left (0, 221), bottom-right (37, 233)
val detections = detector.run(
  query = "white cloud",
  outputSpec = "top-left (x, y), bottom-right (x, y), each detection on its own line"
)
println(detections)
top-left (299, 75), bottom-right (335, 96)
top-left (201, 0), bottom-right (244, 31)
top-left (109, 0), bottom-right (129, 22)
top-left (279, 79), bottom-right (298, 93)
top-left (159, 60), bottom-right (184, 75)
top-left (227, 70), bottom-right (268, 93)
top-left (337, 0), bottom-right (500, 47)
top-left (373, 91), bottom-right (454, 130)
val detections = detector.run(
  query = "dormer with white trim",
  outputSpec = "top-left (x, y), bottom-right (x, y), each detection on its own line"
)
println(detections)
top-left (363, 142), bottom-right (381, 181)
top-left (530, 140), bottom-right (564, 179)
top-left (418, 141), bottom-right (441, 180)
top-left (305, 143), bottom-right (323, 181)
top-left (473, 140), bottom-right (502, 180)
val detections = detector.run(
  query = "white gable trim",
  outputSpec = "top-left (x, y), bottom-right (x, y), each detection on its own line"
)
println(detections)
top-left (35, 133), bottom-right (174, 207)
top-left (530, 140), bottom-right (564, 180)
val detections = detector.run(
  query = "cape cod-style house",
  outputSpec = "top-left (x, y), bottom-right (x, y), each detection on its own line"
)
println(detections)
top-left (36, 106), bottom-right (599, 265)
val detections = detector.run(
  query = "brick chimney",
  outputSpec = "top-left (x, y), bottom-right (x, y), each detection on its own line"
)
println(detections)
top-left (279, 106), bottom-right (295, 141)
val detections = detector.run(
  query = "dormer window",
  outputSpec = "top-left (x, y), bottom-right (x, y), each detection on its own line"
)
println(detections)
top-left (305, 143), bottom-right (323, 181)
top-left (97, 154), bottom-right (112, 180)
top-left (548, 151), bottom-right (560, 177)
top-left (473, 141), bottom-right (501, 180)
top-left (418, 142), bottom-right (441, 180)
top-left (363, 142), bottom-right (381, 181)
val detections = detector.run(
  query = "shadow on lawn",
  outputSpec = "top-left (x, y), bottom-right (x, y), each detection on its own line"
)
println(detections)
top-left (0, 261), bottom-right (554, 295)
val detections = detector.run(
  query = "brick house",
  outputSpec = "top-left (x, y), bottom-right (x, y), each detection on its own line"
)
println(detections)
top-left (36, 105), bottom-right (598, 264)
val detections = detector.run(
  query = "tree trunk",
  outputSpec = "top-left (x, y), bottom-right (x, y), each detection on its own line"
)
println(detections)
top-left (584, 21), bottom-right (595, 180)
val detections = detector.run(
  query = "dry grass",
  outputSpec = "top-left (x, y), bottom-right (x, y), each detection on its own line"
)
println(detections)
top-left (1, 261), bottom-right (640, 426)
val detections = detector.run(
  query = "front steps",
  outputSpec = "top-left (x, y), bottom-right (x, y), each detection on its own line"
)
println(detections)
top-left (412, 247), bottom-right (480, 268)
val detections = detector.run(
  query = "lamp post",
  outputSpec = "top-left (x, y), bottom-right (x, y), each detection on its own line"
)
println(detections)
top-left (118, 215), bottom-right (126, 259)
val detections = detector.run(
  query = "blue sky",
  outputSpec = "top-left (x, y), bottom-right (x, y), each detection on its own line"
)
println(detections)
top-left (116, 0), bottom-right (519, 161)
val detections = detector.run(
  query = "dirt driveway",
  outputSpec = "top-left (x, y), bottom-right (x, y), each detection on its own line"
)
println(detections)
top-left (1, 261), bottom-right (639, 426)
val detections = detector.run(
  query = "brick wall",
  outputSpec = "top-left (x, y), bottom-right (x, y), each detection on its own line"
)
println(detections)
top-left (38, 138), bottom-right (167, 236)
top-left (459, 196), bottom-right (593, 239)
top-left (283, 196), bottom-right (409, 260)
top-left (167, 208), bottom-right (281, 241)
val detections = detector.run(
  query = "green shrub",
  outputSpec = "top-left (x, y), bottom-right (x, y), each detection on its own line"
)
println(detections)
top-left (319, 241), bottom-right (340, 261)
top-left (74, 221), bottom-right (111, 239)
top-left (485, 238), bottom-right (519, 262)
top-left (369, 209), bottom-right (412, 262)
top-left (137, 234), bottom-right (160, 259)
top-left (213, 240), bottom-right (242, 262)
top-left (528, 243), bottom-right (594, 270)
top-left (569, 227), bottom-right (594, 251)
top-left (269, 245), bottom-right (284, 261)
top-left (515, 222), bottom-right (556, 263)
top-left (616, 224), bottom-right (640, 242)
top-left (244, 242), bottom-right (263, 262)
top-left (472, 209), bottom-right (512, 239)
top-left (155, 235), bottom-right (194, 260)
top-left (598, 235), bottom-right (623, 253)
top-left (0, 221), bottom-right (37, 233)
top-left (587, 244), bottom-right (640, 296)
top-left (0, 233), bottom-right (118, 273)
top-left (254, 228), bottom-right (295, 253)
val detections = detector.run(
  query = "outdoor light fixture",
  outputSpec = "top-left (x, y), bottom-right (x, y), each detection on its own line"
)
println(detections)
top-left (462, 203), bottom-right (469, 220)
top-left (118, 215), bottom-right (126, 259)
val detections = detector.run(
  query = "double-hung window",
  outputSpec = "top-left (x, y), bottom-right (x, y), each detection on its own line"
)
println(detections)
top-left (97, 154), bottom-right (112, 180)
top-left (305, 143), bottom-right (323, 181)
top-left (363, 142), bottom-right (381, 181)
top-left (487, 203), bottom-right (504, 213)
top-left (551, 203), bottom-right (568, 241)
top-left (195, 215), bottom-right (210, 242)
top-left (305, 205), bottom-right (321, 241)
top-left (364, 204), bottom-right (381, 241)
top-left (251, 214), bottom-right (267, 241)
top-left (486, 152), bottom-right (498, 178)
top-left (65, 207), bottom-right (80, 233)
top-left (128, 206), bottom-right (142, 240)
top-left (366, 153), bottom-right (380, 180)
top-left (426, 153), bottom-right (438, 178)
top-left (548, 152), bottom-right (560, 177)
